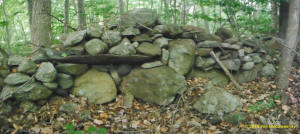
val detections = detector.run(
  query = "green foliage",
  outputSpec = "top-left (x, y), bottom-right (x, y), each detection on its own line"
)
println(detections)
top-left (65, 123), bottom-right (107, 134)
top-left (248, 93), bottom-right (280, 113)
top-left (0, 0), bottom-right (282, 55)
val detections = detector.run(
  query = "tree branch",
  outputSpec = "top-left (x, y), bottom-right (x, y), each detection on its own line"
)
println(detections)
top-left (48, 13), bottom-right (77, 31)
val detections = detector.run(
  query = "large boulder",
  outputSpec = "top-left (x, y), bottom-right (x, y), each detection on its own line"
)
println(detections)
top-left (64, 30), bottom-right (86, 47)
top-left (136, 42), bottom-right (161, 56)
top-left (193, 88), bottom-right (242, 114)
top-left (120, 66), bottom-right (187, 105)
top-left (73, 69), bottom-right (117, 104)
top-left (187, 69), bottom-right (229, 87)
top-left (56, 64), bottom-right (88, 76)
top-left (109, 38), bottom-right (136, 56)
top-left (168, 39), bottom-right (196, 75)
top-left (122, 27), bottom-right (141, 36)
top-left (102, 31), bottom-right (122, 47)
top-left (215, 28), bottom-right (233, 40)
top-left (84, 39), bottom-right (108, 55)
top-left (35, 62), bottom-right (57, 83)
top-left (120, 8), bottom-right (158, 29)
top-left (4, 73), bottom-right (31, 86)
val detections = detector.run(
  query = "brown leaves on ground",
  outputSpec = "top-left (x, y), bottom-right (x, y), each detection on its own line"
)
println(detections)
top-left (1, 68), bottom-right (300, 134)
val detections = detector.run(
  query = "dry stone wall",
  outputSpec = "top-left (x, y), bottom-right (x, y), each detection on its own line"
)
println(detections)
top-left (0, 8), bottom-right (281, 113)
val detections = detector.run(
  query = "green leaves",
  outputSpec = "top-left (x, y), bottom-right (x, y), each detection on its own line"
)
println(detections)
top-left (0, 21), bottom-right (9, 27)
top-left (65, 123), bottom-right (107, 134)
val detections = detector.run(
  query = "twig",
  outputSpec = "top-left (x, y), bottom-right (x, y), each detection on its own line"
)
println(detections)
top-left (137, 22), bottom-right (153, 31)
top-left (210, 51), bottom-right (243, 90)
top-left (48, 13), bottom-right (77, 31)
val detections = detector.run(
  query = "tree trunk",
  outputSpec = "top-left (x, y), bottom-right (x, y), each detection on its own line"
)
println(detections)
top-left (271, 0), bottom-right (278, 31)
top-left (174, 0), bottom-right (177, 24)
top-left (118, 0), bottom-right (125, 15)
top-left (181, 0), bottom-right (186, 24)
top-left (164, 0), bottom-right (170, 23)
top-left (276, 0), bottom-right (300, 91)
top-left (201, 5), bottom-right (210, 32)
top-left (126, 0), bottom-right (129, 11)
top-left (64, 0), bottom-right (70, 34)
top-left (77, 0), bottom-right (87, 30)
top-left (27, 0), bottom-right (33, 35)
top-left (31, 0), bottom-right (52, 47)
top-left (279, 1), bottom-right (289, 39)
top-left (2, 0), bottom-right (12, 55)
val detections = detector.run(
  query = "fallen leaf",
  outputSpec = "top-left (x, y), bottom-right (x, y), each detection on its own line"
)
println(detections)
top-left (282, 105), bottom-right (290, 114)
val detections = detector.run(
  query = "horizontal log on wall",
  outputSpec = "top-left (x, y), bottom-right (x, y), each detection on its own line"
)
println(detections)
top-left (49, 54), bottom-right (159, 65)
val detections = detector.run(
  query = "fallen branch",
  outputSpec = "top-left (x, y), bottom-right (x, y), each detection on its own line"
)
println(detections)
top-left (210, 51), bottom-right (243, 90)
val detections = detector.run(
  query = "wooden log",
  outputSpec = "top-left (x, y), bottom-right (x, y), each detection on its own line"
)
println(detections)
top-left (210, 51), bottom-right (243, 90)
top-left (49, 54), bottom-right (158, 65)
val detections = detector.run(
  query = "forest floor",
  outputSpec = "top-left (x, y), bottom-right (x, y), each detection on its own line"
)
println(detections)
top-left (1, 68), bottom-right (300, 134)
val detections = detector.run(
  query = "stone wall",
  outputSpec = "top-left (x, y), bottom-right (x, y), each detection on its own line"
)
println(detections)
top-left (0, 8), bottom-right (280, 109)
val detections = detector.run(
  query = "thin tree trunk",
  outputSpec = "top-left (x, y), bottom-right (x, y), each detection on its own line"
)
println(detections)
top-left (276, 0), bottom-right (300, 92)
top-left (126, 0), bottom-right (129, 11)
top-left (77, 0), bottom-right (87, 30)
top-left (2, 0), bottom-right (12, 55)
top-left (163, 0), bottom-right (168, 23)
top-left (174, 0), bottom-right (177, 24)
top-left (271, 0), bottom-right (278, 31)
top-left (182, 0), bottom-right (187, 24)
top-left (201, 5), bottom-right (210, 32)
top-left (31, 0), bottom-right (52, 47)
top-left (192, 0), bottom-right (196, 25)
top-left (65, 0), bottom-right (70, 34)
top-left (118, 0), bottom-right (125, 15)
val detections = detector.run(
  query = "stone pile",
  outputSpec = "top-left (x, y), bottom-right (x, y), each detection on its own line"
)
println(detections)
top-left (0, 8), bottom-right (281, 114)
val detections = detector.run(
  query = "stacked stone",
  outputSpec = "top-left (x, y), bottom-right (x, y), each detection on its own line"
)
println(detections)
top-left (0, 8), bottom-right (281, 114)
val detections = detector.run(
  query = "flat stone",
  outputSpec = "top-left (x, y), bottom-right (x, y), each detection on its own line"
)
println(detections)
top-left (141, 61), bottom-right (163, 68)
top-left (56, 64), bottom-right (88, 76)
top-left (17, 60), bottom-right (37, 74)
top-left (4, 73), bottom-right (31, 86)
top-left (8, 55), bottom-right (24, 66)
top-left (136, 42), bottom-right (161, 56)
top-left (195, 48), bottom-right (212, 56)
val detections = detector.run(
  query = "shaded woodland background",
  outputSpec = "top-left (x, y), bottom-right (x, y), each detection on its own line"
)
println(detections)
top-left (0, 0), bottom-right (292, 55)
